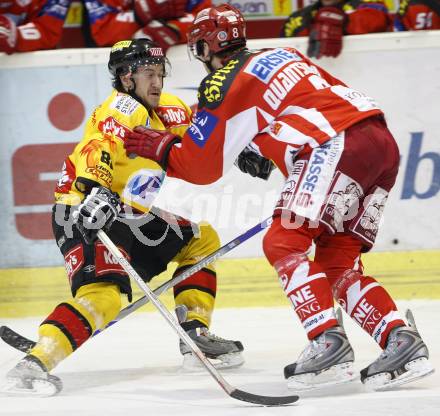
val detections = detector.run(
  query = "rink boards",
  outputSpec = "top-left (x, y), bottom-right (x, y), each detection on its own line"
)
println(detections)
top-left (1, 249), bottom-right (439, 318)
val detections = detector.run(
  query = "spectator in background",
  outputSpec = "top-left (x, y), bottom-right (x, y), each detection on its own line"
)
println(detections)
top-left (395, 0), bottom-right (440, 30)
top-left (281, 0), bottom-right (392, 59)
top-left (84, 0), bottom-right (211, 51)
top-left (0, 0), bottom-right (71, 54)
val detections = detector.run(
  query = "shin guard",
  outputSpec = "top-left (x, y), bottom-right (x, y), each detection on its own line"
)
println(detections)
top-left (333, 270), bottom-right (405, 348)
top-left (275, 253), bottom-right (338, 339)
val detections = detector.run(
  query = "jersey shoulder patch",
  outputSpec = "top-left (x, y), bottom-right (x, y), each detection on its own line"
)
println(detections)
top-left (110, 92), bottom-right (141, 116)
top-left (198, 51), bottom-right (251, 110)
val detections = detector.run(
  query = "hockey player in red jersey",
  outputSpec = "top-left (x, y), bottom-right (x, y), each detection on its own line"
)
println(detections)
top-left (84, 0), bottom-right (211, 50)
top-left (124, 4), bottom-right (435, 391)
top-left (281, 0), bottom-right (392, 58)
top-left (395, 0), bottom-right (440, 30)
top-left (0, 0), bottom-right (71, 54)
top-left (3, 38), bottom-right (243, 397)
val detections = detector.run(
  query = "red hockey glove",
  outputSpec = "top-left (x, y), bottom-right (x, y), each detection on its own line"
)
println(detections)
top-left (133, 20), bottom-right (180, 52)
top-left (307, 7), bottom-right (345, 59)
top-left (0, 15), bottom-right (17, 54)
top-left (125, 126), bottom-right (181, 170)
top-left (134, 0), bottom-right (187, 24)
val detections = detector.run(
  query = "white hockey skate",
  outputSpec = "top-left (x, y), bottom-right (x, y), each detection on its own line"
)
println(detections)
top-left (176, 305), bottom-right (244, 371)
top-left (361, 309), bottom-right (435, 391)
top-left (284, 310), bottom-right (356, 391)
top-left (2, 356), bottom-right (62, 397)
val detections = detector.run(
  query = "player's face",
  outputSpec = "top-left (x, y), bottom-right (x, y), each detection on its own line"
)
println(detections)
top-left (133, 64), bottom-right (165, 108)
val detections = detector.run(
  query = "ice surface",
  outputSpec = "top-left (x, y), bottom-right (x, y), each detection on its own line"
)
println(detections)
top-left (0, 300), bottom-right (439, 416)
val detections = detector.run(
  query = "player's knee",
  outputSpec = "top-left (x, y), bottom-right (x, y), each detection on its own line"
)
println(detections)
top-left (263, 223), bottom-right (295, 265)
top-left (75, 282), bottom-right (122, 330)
top-left (263, 218), bottom-right (313, 265)
top-left (333, 269), bottom-right (361, 300)
top-left (198, 222), bottom-right (221, 254)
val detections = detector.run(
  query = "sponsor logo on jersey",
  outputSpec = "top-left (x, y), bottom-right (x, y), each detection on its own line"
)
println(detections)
top-left (350, 186), bottom-right (388, 245)
top-left (95, 242), bottom-right (129, 276)
top-left (199, 53), bottom-right (250, 109)
top-left (289, 135), bottom-right (343, 221)
top-left (156, 106), bottom-right (190, 128)
top-left (244, 48), bottom-right (302, 84)
top-left (187, 110), bottom-right (219, 147)
top-left (55, 158), bottom-right (75, 194)
top-left (110, 94), bottom-right (139, 116)
top-left (202, 59), bottom-right (239, 104)
top-left (98, 116), bottom-right (127, 140)
top-left (64, 245), bottom-right (84, 284)
top-left (321, 171), bottom-right (363, 233)
top-left (262, 61), bottom-right (320, 110)
top-left (123, 169), bottom-right (165, 210)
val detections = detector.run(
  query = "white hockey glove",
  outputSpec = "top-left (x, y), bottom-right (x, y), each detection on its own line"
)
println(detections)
top-left (74, 187), bottom-right (121, 244)
top-left (235, 146), bottom-right (275, 180)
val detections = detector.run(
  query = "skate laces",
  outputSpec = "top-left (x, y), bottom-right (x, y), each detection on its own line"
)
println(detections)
top-left (379, 326), bottom-right (413, 360)
top-left (200, 327), bottom-right (229, 342)
top-left (299, 336), bottom-right (326, 362)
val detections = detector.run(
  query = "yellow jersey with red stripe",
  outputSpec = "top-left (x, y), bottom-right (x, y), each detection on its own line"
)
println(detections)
top-left (54, 89), bottom-right (191, 212)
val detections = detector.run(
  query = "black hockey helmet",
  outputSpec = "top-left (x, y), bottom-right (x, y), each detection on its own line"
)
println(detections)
top-left (108, 39), bottom-right (169, 78)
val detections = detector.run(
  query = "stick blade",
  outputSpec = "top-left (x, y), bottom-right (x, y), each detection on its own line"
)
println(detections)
top-left (230, 388), bottom-right (299, 406)
top-left (0, 326), bottom-right (36, 353)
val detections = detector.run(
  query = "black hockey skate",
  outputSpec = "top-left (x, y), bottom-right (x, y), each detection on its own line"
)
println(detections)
top-left (361, 309), bottom-right (435, 391)
top-left (176, 305), bottom-right (244, 370)
top-left (2, 355), bottom-right (62, 397)
top-left (284, 310), bottom-right (356, 391)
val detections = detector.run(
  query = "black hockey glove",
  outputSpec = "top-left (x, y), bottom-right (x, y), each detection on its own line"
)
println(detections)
top-left (235, 147), bottom-right (275, 180)
top-left (74, 187), bottom-right (121, 244)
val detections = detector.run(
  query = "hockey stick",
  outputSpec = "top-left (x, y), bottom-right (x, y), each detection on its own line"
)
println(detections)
top-left (96, 229), bottom-right (298, 406)
top-left (0, 217), bottom-right (273, 354)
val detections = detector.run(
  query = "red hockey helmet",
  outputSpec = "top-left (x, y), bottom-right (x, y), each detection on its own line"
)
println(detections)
top-left (188, 4), bottom-right (246, 59)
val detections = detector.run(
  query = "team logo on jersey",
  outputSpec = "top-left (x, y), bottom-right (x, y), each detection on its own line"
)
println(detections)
top-left (80, 137), bottom-right (117, 188)
top-left (244, 48), bottom-right (302, 84)
top-left (187, 110), bottom-right (218, 148)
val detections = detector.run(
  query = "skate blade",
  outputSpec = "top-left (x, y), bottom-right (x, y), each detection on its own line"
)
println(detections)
top-left (287, 361), bottom-right (357, 391)
top-left (1, 376), bottom-right (62, 397)
top-left (181, 352), bottom-right (245, 372)
top-left (363, 357), bottom-right (435, 391)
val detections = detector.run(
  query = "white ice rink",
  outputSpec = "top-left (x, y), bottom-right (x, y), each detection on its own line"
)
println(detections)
top-left (1, 300), bottom-right (439, 416)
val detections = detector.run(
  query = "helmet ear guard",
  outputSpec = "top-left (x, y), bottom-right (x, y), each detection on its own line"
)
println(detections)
top-left (195, 40), bottom-right (205, 58)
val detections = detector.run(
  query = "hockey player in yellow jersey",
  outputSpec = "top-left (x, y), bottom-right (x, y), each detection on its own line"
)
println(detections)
top-left (4, 39), bottom-right (243, 397)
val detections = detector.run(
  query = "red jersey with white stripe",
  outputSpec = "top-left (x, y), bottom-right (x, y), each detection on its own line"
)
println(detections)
top-left (0, 0), bottom-right (70, 52)
top-left (167, 47), bottom-right (383, 183)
